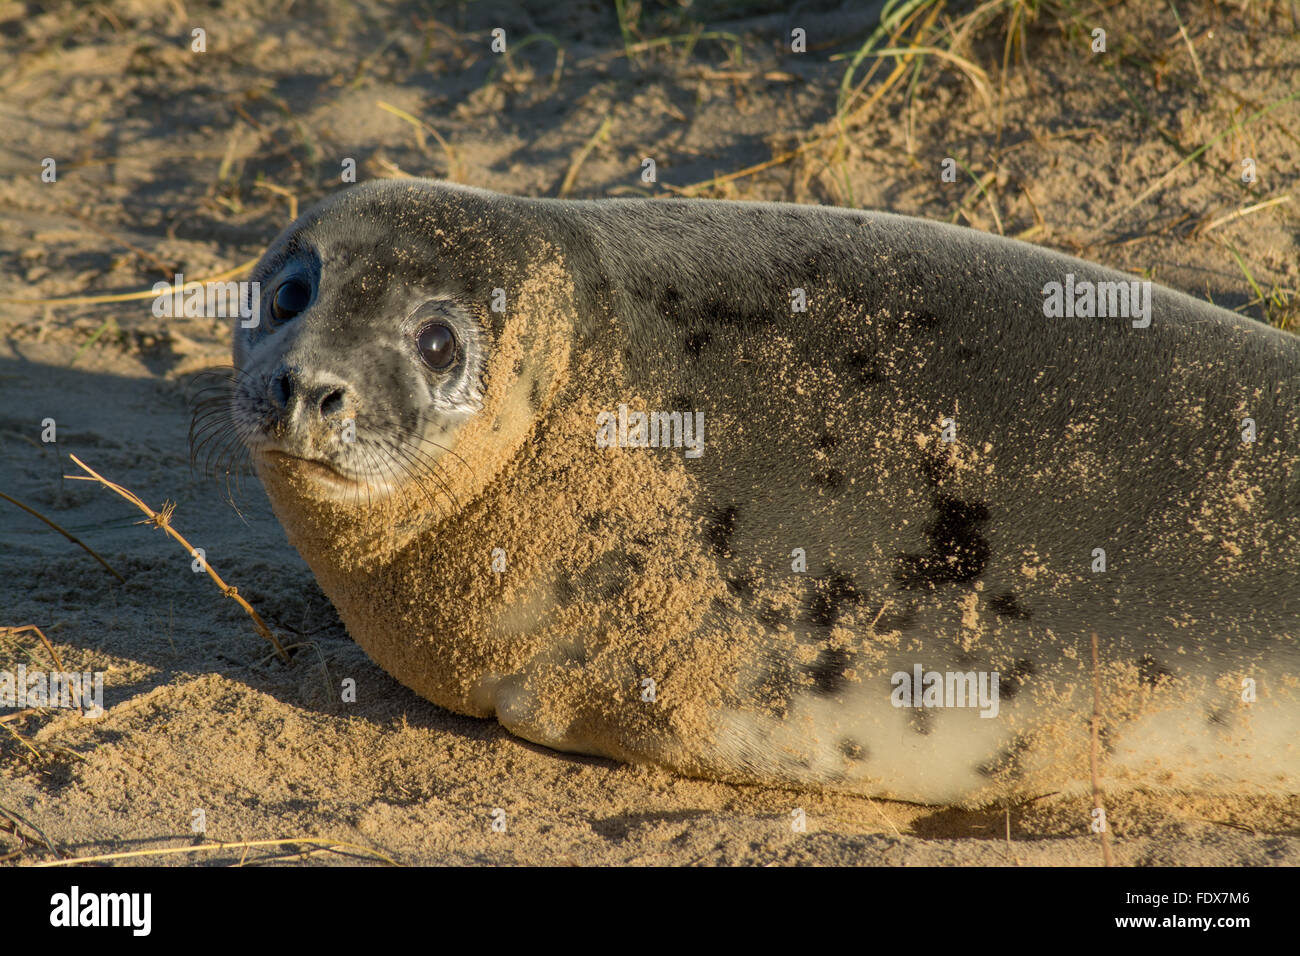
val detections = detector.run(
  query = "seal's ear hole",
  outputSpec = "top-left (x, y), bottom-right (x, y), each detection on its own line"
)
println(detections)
top-left (271, 276), bottom-right (312, 324)
top-left (416, 321), bottom-right (459, 371)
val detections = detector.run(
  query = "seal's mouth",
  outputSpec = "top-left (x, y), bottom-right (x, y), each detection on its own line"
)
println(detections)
top-left (255, 449), bottom-right (405, 503)
top-left (258, 449), bottom-right (361, 487)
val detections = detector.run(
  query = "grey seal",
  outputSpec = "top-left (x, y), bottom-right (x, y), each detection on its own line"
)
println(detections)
top-left (206, 178), bottom-right (1300, 805)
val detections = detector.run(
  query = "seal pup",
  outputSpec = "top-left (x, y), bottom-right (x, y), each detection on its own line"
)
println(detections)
top-left (216, 178), bottom-right (1300, 805)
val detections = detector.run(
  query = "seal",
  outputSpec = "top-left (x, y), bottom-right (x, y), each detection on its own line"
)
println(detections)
top-left (212, 178), bottom-right (1300, 805)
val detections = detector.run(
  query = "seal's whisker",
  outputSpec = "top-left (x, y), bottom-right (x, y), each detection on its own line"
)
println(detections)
top-left (364, 440), bottom-right (430, 522)
top-left (190, 419), bottom-right (244, 472)
top-left (409, 431), bottom-right (476, 483)
top-left (205, 436), bottom-right (255, 495)
top-left (375, 432), bottom-right (459, 515)
top-left (376, 437), bottom-right (452, 521)
top-left (363, 396), bottom-right (478, 485)
top-left (354, 409), bottom-right (458, 503)
top-left (350, 441), bottom-right (379, 515)
top-left (382, 429), bottom-right (467, 508)
top-left (183, 364), bottom-right (267, 500)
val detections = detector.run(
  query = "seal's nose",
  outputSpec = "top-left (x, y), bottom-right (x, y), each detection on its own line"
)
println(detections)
top-left (268, 366), bottom-right (352, 423)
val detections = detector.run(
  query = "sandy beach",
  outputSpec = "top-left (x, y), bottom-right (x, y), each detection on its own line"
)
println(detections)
top-left (1, 0), bottom-right (1298, 865)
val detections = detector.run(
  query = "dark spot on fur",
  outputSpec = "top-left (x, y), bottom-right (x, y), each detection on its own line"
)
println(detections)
top-left (999, 659), bottom-right (1036, 700)
top-left (527, 379), bottom-right (542, 410)
top-left (808, 647), bottom-right (851, 696)
top-left (895, 494), bottom-right (991, 588)
top-left (989, 591), bottom-right (1031, 620)
top-left (670, 393), bottom-right (693, 410)
top-left (583, 512), bottom-right (608, 533)
top-left (805, 570), bottom-right (862, 628)
top-left (704, 296), bottom-right (762, 326)
top-left (1137, 655), bottom-right (1172, 687)
top-left (839, 739), bottom-right (868, 761)
top-left (1207, 708), bottom-right (1230, 727)
top-left (956, 345), bottom-right (977, 362)
top-left (684, 329), bottom-right (711, 356)
top-left (918, 453), bottom-right (953, 486)
top-left (511, 357), bottom-right (524, 376)
top-left (625, 273), bottom-right (658, 303)
top-left (815, 431), bottom-right (840, 451)
top-left (726, 574), bottom-right (753, 597)
top-left (813, 468), bottom-right (846, 493)
top-left (597, 551), bottom-right (644, 599)
top-left (709, 595), bottom-right (729, 614)
top-left (908, 707), bottom-right (932, 736)
top-left (976, 736), bottom-right (1031, 780)
top-left (846, 351), bottom-right (885, 385)
top-left (758, 603), bottom-right (792, 629)
top-left (908, 309), bottom-right (942, 330)
top-left (704, 505), bottom-right (738, 558)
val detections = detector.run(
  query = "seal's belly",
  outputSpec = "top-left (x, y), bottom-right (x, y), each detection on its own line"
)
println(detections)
top-left (320, 532), bottom-right (1300, 806)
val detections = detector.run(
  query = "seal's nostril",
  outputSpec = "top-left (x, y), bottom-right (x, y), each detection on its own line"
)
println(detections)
top-left (319, 387), bottom-right (346, 419)
top-left (272, 368), bottom-right (293, 409)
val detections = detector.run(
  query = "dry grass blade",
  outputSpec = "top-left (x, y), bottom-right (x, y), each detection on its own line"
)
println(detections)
top-left (1168, 0), bottom-right (1206, 92)
top-left (1003, 807), bottom-right (1021, 865)
top-left (855, 45), bottom-right (991, 108)
top-left (1199, 195), bottom-right (1292, 234)
top-left (1093, 90), bottom-right (1300, 239)
top-left (64, 454), bottom-right (290, 663)
top-left (34, 837), bottom-right (401, 867)
top-left (253, 180), bottom-right (299, 222)
top-left (0, 624), bottom-right (87, 716)
top-left (0, 490), bottom-right (126, 583)
top-left (862, 797), bottom-right (903, 838)
top-left (1, 624), bottom-right (61, 675)
top-left (376, 100), bottom-right (462, 181)
top-left (0, 801), bottom-right (69, 860)
top-left (0, 258), bottom-right (259, 306)
top-left (1090, 632), bottom-right (1115, 867)
top-left (1, 721), bottom-right (44, 761)
top-left (671, 0), bottom-right (934, 197)
top-left (558, 115), bottom-right (615, 198)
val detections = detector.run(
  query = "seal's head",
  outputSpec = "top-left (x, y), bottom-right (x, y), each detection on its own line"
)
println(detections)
top-left (221, 180), bottom-right (574, 537)
top-left (235, 217), bottom-right (487, 503)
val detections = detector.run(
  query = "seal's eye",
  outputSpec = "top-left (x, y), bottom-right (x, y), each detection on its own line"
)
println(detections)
top-left (416, 322), bottom-right (457, 371)
top-left (271, 277), bottom-right (311, 323)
